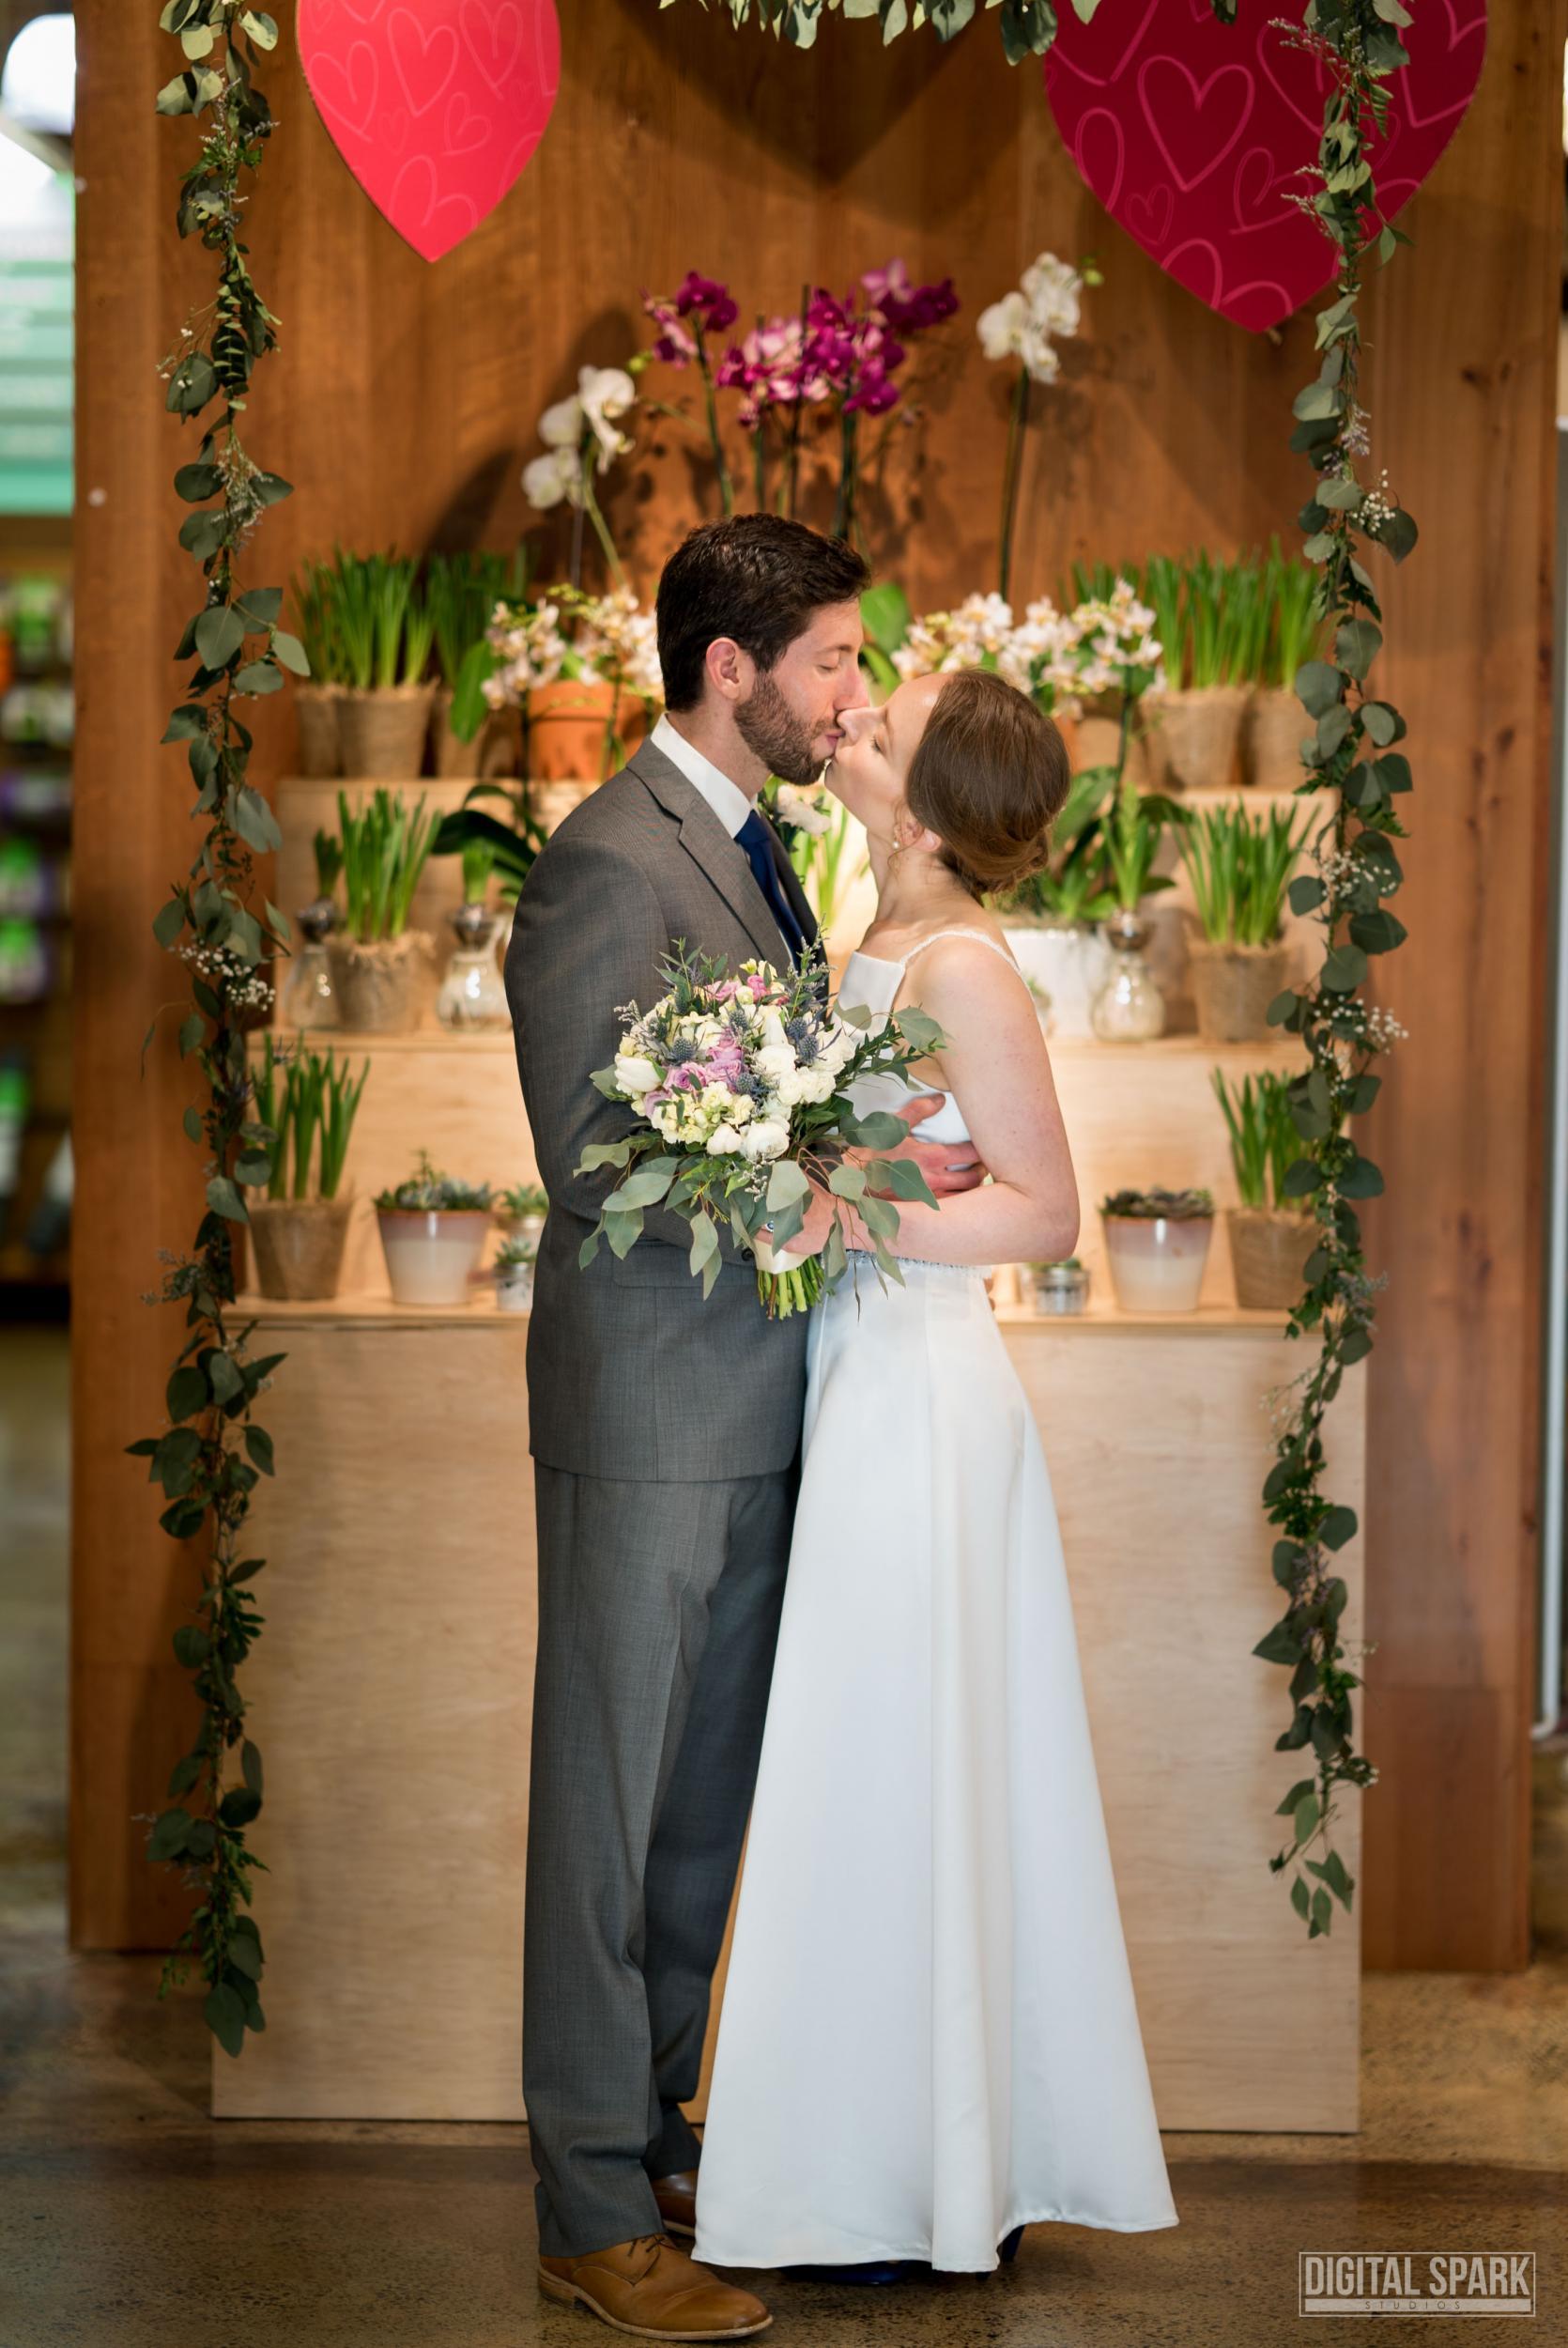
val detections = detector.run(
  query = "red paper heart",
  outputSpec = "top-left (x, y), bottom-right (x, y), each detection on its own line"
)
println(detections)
top-left (299, 0), bottom-right (561, 262)
top-left (1044, 0), bottom-right (1486, 332)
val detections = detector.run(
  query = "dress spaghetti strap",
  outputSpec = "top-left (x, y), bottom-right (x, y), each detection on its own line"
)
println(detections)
top-left (899, 927), bottom-right (1029, 984)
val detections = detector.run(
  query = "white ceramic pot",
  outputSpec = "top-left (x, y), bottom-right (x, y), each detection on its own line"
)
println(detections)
top-left (377, 1208), bottom-right (491, 1306)
top-left (1003, 921), bottom-right (1111, 1040)
top-left (1101, 1213), bottom-right (1213, 1314)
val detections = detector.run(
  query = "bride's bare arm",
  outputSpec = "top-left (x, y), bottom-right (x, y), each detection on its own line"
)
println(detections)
top-left (805, 938), bottom-right (1079, 1266)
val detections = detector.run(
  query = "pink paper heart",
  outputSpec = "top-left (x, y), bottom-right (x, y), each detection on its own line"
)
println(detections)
top-left (300, 0), bottom-right (561, 263)
top-left (1045, 0), bottom-right (1486, 332)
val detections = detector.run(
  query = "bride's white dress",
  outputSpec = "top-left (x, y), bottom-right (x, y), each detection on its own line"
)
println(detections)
top-left (692, 930), bottom-right (1178, 2273)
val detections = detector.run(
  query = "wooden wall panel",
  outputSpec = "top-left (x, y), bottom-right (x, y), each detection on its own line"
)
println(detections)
top-left (72, 0), bottom-right (1561, 1962)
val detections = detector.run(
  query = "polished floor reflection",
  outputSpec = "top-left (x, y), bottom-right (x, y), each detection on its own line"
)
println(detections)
top-left (3, 1325), bottom-right (1564, 2348)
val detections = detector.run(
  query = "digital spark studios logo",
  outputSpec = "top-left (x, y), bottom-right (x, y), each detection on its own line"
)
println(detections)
top-left (1299, 2253), bottom-right (1536, 2318)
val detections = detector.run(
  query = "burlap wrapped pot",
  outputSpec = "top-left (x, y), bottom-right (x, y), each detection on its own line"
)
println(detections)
top-left (327, 932), bottom-right (430, 1032)
top-left (430, 687), bottom-right (483, 780)
top-left (246, 1194), bottom-right (355, 1301)
top-left (1245, 688), bottom-right (1310, 793)
top-left (1188, 935), bottom-right (1290, 1043)
top-left (337, 684), bottom-right (436, 779)
top-left (294, 683), bottom-right (342, 779)
top-left (1227, 1207), bottom-right (1315, 1312)
top-left (1145, 686), bottom-right (1248, 792)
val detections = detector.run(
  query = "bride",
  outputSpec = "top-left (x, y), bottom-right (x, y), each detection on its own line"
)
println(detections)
top-left (692, 664), bottom-right (1179, 2277)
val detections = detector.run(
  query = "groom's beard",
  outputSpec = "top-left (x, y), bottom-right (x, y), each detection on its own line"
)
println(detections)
top-left (734, 672), bottom-right (820, 787)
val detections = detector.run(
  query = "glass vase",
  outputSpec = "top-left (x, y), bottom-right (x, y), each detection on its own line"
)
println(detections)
top-left (1090, 908), bottom-right (1165, 1043)
top-left (281, 899), bottom-right (339, 1031)
top-left (437, 904), bottom-right (509, 1029)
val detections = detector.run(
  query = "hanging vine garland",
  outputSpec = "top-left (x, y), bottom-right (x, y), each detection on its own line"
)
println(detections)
top-left (129, 0), bottom-right (301, 2057)
top-left (1253, 0), bottom-right (1417, 1936)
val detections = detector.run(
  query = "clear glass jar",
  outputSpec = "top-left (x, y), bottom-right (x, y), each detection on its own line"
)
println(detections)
top-left (1090, 908), bottom-right (1165, 1043)
top-left (437, 904), bottom-right (509, 1029)
top-left (281, 899), bottom-right (339, 1031)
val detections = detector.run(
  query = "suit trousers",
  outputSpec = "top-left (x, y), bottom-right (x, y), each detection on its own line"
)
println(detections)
top-left (524, 1460), bottom-right (796, 2258)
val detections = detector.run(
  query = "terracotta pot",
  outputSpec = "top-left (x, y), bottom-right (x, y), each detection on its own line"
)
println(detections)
top-left (1227, 1207), bottom-right (1315, 1312)
top-left (528, 680), bottom-right (650, 784)
top-left (1145, 687), bottom-right (1248, 793)
top-left (1187, 936), bottom-right (1291, 1044)
top-left (430, 687), bottom-right (483, 780)
top-left (246, 1194), bottom-right (355, 1302)
top-left (294, 683), bottom-right (342, 780)
top-left (327, 932), bottom-right (430, 1033)
top-left (377, 1208), bottom-right (492, 1306)
top-left (1101, 1213), bottom-right (1213, 1314)
top-left (338, 685), bottom-right (436, 780)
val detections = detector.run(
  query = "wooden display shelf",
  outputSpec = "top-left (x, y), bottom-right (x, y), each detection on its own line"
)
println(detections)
top-left (215, 1288), bottom-right (1363, 2132)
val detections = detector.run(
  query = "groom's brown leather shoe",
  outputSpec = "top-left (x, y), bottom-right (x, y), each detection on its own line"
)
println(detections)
top-left (538, 2232), bottom-right (771, 2340)
top-left (651, 2169), bottom-right (699, 2239)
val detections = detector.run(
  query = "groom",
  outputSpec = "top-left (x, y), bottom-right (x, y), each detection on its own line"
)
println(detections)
top-left (506, 515), bottom-right (981, 2340)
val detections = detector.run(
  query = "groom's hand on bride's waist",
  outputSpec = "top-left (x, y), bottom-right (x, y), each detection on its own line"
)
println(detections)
top-left (847, 1093), bottom-right (987, 1197)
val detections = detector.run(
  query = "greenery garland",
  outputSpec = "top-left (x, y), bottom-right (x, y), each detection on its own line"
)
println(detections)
top-left (129, 0), bottom-right (301, 2057)
top-left (1253, 0), bottom-right (1416, 1936)
top-left (660, 0), bottom-right (1238, 62)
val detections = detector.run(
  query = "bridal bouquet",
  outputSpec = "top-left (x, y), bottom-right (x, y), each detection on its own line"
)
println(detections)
top-left (576, 943), bottom-right (945, 1318)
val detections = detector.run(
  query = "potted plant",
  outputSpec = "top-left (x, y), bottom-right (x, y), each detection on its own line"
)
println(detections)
top-left (326, 786), bottom-right (438, 1032)
top-left (1212, 1069), bottom-right (1316, 1311)
top-left (436, 842), bottom-right (510, 1029)
top-left (1178, 802), bottom-right (1310, 1043)
top-left (498, 1180), bottom-right (548, 1249)
top-left (288, 557), bottom-right (346, 779)
top-left (1099, 1186), bottom-right (1215, 1314)
top-left (332, 548), bottom-right (438, 779)
top-left (279, 830), bottom-right (344, 1033)
top-left (374, 1151), bottom-right (495, 1306)
top-left (424, 550), bottom-right (524, 780)
top-left (997, 766), bottom-right (1116, 1038)
top-left (1245, 542), bottom-right (1319, 791)
top-left (246, 1035), bottom-right (370, 1300)
top-left (1028, 1256), bottom-right (1091, 1316)
top-left (494, 1231), bottom-right (538, 1314)
top-left (1089, 775), bottom-right (1185, 1042)
top-left (1142, 551), bottom-right (1255, 792)
top-left (529, 585), bottom-right (660, 787)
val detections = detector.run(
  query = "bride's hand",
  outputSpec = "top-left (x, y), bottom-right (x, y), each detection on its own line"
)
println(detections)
top-left (757, 1180), bottom-right (839, 1274)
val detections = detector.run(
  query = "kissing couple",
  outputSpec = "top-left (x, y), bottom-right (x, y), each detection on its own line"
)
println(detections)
top-left (505, 514), bottom-right (1177, 2340)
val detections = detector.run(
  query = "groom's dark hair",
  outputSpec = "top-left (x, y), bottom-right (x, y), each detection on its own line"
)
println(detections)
top-left (656, 515), bottom-right (869, 712)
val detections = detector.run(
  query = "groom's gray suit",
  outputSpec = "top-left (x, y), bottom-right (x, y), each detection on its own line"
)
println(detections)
top-left (505, 735), bottom-right (818, 2258)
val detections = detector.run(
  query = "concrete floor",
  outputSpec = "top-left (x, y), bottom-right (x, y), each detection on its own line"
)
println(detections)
top-left (3, 1324), bottom-right (1565, 2348)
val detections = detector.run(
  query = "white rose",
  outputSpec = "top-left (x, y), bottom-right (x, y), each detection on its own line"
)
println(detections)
top-left (760, 1010), bottom-right (789, 1051)
top-left (708, 1124), bottom-right (745, 1156)
top-left (797, 1066), bottom-right (837, 1104)
top-left (754, 1043), bottom-right (797, 1087)
top-left (772, 1068), bottom-right (807, 1108)
top-left (741, 1119), bottom-right (790, 1164)
top-left (615, 1052), bottom-right (660, 1096)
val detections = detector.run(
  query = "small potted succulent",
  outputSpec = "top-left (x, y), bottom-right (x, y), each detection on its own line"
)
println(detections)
top-left (246, 1035), bottom-right (370, 1301)
top-left (1029, 1256), bottom-right (1091, 1316)
top-left (1213, 1068), bottom-right (1315, 1311)
top-left (375, 1151), bottom-right (496, 1306)
top-left (326, 785), bottom-right (438, 1032)
top-left (498, 1181), bottom-right (548, 1254)
top-left (1178, 802), bottom-right (1310, 1043)
top-left (1099, 1186), bottom-right (1215, 1314)
top-left (494, 1231), bottom-right (538, 1313)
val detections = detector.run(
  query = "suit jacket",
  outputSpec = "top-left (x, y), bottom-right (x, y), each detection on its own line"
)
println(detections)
top-left (506, 738), bottom-right (819, 1483)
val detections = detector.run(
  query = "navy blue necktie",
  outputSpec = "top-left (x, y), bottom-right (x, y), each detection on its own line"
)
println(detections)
top-left (736, 809), bottom-right (806, 963)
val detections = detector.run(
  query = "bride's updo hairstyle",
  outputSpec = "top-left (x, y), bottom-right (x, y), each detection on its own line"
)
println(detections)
top-left (903, 666), bottom-right (1071, 902)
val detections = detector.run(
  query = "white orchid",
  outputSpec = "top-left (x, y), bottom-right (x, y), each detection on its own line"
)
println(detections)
top-left (978, 252), bottom-right (1084, 387)
top-left (524, 368), bottom-right (639, 518)
top-left (523, 447), bottom-right (584, 512)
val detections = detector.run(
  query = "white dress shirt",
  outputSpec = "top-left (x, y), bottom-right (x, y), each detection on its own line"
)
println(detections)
top-left (651, 712), bottom-right (754, 840)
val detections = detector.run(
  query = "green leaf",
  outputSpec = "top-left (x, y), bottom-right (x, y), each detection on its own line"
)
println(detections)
top-left (235, 660), bottom-right (284, 696)
top-left (1319, 944), bottom-right (1368, 995)
top-left (174, 461), bottom-right (222, 502)
top-left (1316, 475), bottom-right (1361, 512)
top-left (271, 629), bottom-right (311, 676)
top-left (1369, 752), bottom-right (1412, 796)
top-left (207, 1176), bottom-right (249, 1224)
top-left (616, 1163), bottom-right (676, 1209)
top-left (1276, 1777), bottom-right (1316, 1815)
top-left (765, 1159), bottom-right (810, 1213)
top-left (1315, 704), bottom-right (1353, 757)
top-left (1254, 1617), bottom-right (1303, 1664)
top-left (1361, 702), bottom-right (1404, 747)
top-left (167, 1753), bottom-right (203, 1800)
top-left (1295, 660), bottom-right (1343, 718)
top-left (1281, 1157), bottom-right (1320, 1197)
top-left (576, 1139), bottom-right (633, 1173)
top-left (1334, 618), bottom-right (1382, 680)
top-left (1293, 1792), bottom-right (1320, 1844)
top-left (1292, 383), bottom-right (1342, 422)
top-left (1288, 874), bottom-right (1326, 916)
top-left (604, 1206), bottom-right (644, 1260)
top-left (167, 1364), bottom-right (208, 1421)
top-left (1290, 1874), bottom-right (1310, 1921)
top-left (828, 1161), bottom-right (868, 1200)
top-left (194, 606), bottom-right (245, 670)
top-left (208, 1351), bottom-right (244, 1405)
top-left (1336, 1155), bottom-right (1384, 1200)
top-left (1319, 1505), bottom-right (1358, 1552)
top-left (233, 785), bottom-right (283, 854)
top-left (172, 1624), bottom-right (210, 1668)
top-left (1373, 507), bottom-right (1419, 564)
top-left (148, 1807), bottom-right (193, 1863)
top-left (226, 1929), bottom-right (264, 1977)
top-left (220, 1784), bottom-right (263, 1829)
top-left (205, 1982), bottom-right (248, 2058)
top-left (1339, 1324), bottom-right (1374, 1367)
top-left (1310, 1885), bottom-right (1333, 1936)
top-left (153, 895), bottom-right (188, 949)
top-left (244, 1424), bottom-right (276, 1475)
top-left (688, 1215), bottom-right (718, 1279)
top-left (252, 471), bottom-right (294, 506)
top-left (241, 1738), bottom-right (265, 1795)
top-left (155, 71), bottom-right (193, 115)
